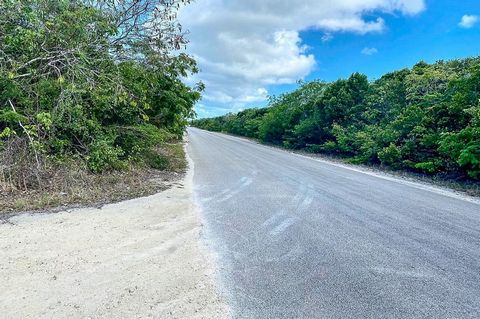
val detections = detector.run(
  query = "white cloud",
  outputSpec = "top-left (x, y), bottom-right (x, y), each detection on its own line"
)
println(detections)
top-left (459, 15), bottom-right (479, 29)
top-left (361, 47), bottom-right (379, 55)
top-left (321, 33), bottom-right (334, 43)
top-left (317, 17), bottom-right (385, 34)
top-left (179, 0), bottom-right (426, 115)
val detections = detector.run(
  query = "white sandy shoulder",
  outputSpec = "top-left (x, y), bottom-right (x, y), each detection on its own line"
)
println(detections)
top-left (0, 148), bottom-right (229, 319)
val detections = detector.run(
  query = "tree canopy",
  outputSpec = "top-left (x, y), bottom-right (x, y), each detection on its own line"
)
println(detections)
top-left (0, 0), bottom-right (201, 175)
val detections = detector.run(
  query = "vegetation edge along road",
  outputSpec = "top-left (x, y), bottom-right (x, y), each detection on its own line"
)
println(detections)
top-left (0, 1), bottom-right (200, 213)
top-left (191, 57), bottom-right (480, 196)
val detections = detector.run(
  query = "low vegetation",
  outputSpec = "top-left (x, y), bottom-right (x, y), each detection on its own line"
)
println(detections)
top-left (192, 57), bottom-right (480, 182)
top-left (0, 0), bottom-right (199, 212)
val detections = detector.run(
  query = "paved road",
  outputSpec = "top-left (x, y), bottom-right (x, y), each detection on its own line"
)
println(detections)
top-left (187, 127), bottom-right (480, 319)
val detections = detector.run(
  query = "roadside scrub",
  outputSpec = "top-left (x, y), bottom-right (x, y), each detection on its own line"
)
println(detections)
top-left (0, 139), bottom-right (187, 213)
top-left (0, 1), bottom-right (201, 212)
top-left (192, 57), bottom-right (480, 186)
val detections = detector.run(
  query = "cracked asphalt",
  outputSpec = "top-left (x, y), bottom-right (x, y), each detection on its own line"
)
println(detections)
top-left (187, 127), bottom-right (480, 319)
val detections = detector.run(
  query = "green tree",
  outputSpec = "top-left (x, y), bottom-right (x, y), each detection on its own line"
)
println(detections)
top-left (192, 57), bottom-right (480, 180)
top-left (0, 0), bottom-right (200, 177)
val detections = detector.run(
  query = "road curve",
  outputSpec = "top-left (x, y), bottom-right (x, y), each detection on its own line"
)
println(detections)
top-left (186, 127), bottom-right (480, 319)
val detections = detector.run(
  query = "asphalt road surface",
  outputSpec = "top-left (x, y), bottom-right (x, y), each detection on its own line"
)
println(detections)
top-left (187, 127), bottom-right (480, 319)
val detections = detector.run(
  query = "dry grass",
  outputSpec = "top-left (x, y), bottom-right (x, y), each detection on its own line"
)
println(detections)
top-left (0, 139), bottom-right (188, 214)
top-left (158, 143), bottom-right (188, 172)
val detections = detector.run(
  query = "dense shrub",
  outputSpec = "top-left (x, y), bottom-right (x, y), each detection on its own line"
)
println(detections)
top-left (0, 0), bottom-right (200, 178)
top-left (192, 58), bottom-right (480, 180)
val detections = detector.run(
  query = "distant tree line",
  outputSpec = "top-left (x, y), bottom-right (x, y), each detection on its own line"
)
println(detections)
top-left (0, 0), bottom-right (201, 179)
top-left (191, 58), bottom-right (480, 180)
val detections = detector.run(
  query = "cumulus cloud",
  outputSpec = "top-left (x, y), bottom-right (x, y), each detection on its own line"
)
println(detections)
top-left (361, 47), bottom-right (379, 55)
top-left (179, 0), bottom-right (426, 115)
top-left (459, 15), bottom-right (479, 29)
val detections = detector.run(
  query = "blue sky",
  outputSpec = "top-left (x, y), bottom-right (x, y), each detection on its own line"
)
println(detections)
top-left (179, 0), bottom-right (480, 118)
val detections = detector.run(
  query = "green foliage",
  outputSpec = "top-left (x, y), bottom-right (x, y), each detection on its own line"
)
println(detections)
top-left (144, 151), bottom-right (170, 171)
top-left (192, 57), bottom-right (480, 180)
top-left (36, 112), bottom-right (52, 131)
top-left (0, 0), bottom-right (200, 173)
top-left (0, 127), bottom-right (16, 139)
top-left (87, 138), bottom-right (126, 173)
top-left (0, 110), bottom-right (27, 124)
top-left (115, 125), bottom-right (174, 157)
top-left (378, 143), bottom-right (402, 168)
top-left (415, 161), bottom-right (441, 174)
top-left (458, 145), bottom-right (480, 178)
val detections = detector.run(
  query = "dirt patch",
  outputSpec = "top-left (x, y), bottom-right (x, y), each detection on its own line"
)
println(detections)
top-left (0, 154), bottom-right (230, 318)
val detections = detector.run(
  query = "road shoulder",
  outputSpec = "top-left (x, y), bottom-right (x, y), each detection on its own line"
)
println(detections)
top-left (0, 150), bottom-right (230, 319)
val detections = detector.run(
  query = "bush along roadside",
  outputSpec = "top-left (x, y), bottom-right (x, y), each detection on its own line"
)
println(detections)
top-left (192, 57), bottom-right (480, 185)
top-left (0, 0), bottom-right (200, 212)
